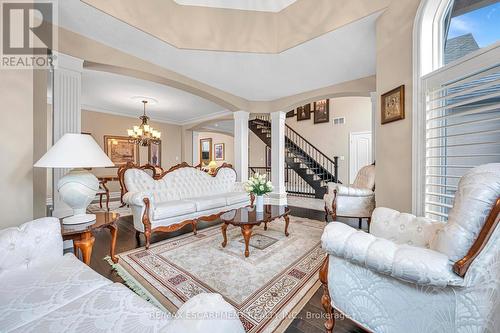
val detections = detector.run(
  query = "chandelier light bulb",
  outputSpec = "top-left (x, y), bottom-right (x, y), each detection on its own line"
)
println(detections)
top-left (127, 98), bottom-right (162, 146)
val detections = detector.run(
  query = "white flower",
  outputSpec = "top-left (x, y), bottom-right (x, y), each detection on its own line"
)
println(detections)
top-left (262, 174), bottom-right (267, 179)
top-left (259, 185), bottom-right (264, 191)
top-left (266, 181), bottom-right (272, 187)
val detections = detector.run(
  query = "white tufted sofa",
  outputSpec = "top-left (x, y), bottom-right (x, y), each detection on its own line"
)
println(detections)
top-left (122, 163), bottom-right (250, 248)
top-left (319, 163), bottom-right (500, 333)
top-left (0, 217), bottom-right (245, 333)
top-left (324, 164), bottom-right (375, 228)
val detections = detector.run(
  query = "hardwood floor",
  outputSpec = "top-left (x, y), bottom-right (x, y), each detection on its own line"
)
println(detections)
top-left (86, 204), bottom-right (367, 333)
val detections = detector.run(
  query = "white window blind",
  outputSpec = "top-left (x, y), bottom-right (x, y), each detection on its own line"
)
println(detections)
top-left (423, 44), bottom-right (500, 221)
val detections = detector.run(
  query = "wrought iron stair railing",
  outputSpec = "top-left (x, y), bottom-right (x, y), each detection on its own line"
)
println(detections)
top-left (249, 115), bottom-right (339, 198)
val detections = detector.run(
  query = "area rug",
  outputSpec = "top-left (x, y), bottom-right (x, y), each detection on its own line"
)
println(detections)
top-left (110, 215), bottom-right (325, 333)
top-left (88, 201), bottom-right (132, 217)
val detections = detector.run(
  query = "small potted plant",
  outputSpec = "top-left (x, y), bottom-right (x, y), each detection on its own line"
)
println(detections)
top-left (245, 173), bottom-right (273, 212)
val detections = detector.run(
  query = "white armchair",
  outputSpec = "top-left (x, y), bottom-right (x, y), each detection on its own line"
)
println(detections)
top-left (324, 164), bottom-right (375, 228)
top-left (319, 163), bottom-right (500, 333)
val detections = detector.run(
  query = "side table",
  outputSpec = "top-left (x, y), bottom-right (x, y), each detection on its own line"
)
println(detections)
top-left (61, 212), bottom-right (120, 265)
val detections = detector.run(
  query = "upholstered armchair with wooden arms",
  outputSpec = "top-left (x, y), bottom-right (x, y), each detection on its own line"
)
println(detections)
top-left (319, 163), bottom-right (500, 333)
top-left (324, 164), bottom-right (375, 228)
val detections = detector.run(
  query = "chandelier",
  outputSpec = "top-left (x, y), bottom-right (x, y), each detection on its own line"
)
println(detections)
top-left (127, 100), bottom-right (161, 146)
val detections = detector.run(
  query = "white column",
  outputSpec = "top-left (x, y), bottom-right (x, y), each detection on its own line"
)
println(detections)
top-left (233, 111), bottom-right (249, 181)
top-left (370, 91), bottom-right (377, 162)
top-left (192, 131), bottom-right (200, 165)
top-left (270, 111), bottom-right (287, 205)
top-left (51, 53), bottom-right (84, 218)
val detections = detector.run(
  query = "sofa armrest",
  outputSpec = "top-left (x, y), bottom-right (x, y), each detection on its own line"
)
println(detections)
top-left (326, 183), bottom-right (373, 197)
top-left (0, 217), bottom-right (63, 275)
top-left (166, 293), bottom-right (245, 333)
top-left (370, 207), bottom-right (445, 248)
top-left (321, 222), bottom-right (463, 287)
top-left (123, 191), bottom-right (154, 206)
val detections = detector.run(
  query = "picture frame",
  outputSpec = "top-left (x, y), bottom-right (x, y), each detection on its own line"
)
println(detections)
top-left (286, 110), bottom-right (295, 118)
top-left (199, 138), bottom-right (212, 165)
top-left (296, 104), bottom-right (311, 121)
top-left (265, 146), bottom-right (271, 168)
top-left (103, 135), bottom-right (139, 167)
top-left (148, 141), bottom-right (162, 167)
top-left (381, 85), bottom-right (405, 124)
top-left (313, 99), bottom-right (330, 124)
top-left (214, 143), bottom-right (225, 161)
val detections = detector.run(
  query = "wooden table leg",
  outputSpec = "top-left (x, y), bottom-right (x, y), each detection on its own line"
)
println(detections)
top-left (284, 214), bottom-right (290, 237)
top-left (221, 223), bottom-right (228, 247)
top-left (264, 222), bottom-right (267, 231)
top-left (106, 223), bottom-right (118, 263)
top-left (241, 225), bottom-right (253, 257)
top-left (73, 232), bottom-right (95, 265)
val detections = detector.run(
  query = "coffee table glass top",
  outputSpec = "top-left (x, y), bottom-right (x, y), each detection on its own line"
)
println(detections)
top-left (220, 205), bottom-right (290, 225)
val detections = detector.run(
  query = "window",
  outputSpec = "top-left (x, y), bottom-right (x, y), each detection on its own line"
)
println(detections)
top-left (444, 0), bottom-right (500, 65)
top-left (423, 59), bottom-right (500, 220)
top-left (414, 0), bottom-right (500, 219)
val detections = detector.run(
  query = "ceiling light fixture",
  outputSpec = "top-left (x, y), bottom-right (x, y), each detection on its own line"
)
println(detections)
top-left (127, 100), bottom-right (161, 146)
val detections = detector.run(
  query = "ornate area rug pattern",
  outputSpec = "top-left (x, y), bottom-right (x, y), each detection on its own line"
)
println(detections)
top-left (113, 216), bottom-right (325, 333)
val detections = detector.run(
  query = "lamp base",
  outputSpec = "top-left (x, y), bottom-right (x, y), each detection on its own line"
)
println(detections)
top-left (62, 213), bottom-right (96, 225)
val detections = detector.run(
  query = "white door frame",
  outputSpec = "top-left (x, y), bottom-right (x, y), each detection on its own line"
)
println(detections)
top-left (349, 131), bottom-right (373, 184)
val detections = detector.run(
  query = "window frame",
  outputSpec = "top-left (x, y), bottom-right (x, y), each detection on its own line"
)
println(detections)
top-left (412, 0), bottom-right (500, 216)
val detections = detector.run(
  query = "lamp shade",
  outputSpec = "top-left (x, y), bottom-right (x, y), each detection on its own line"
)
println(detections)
top-left (34, 133), bottom-right (114, 168)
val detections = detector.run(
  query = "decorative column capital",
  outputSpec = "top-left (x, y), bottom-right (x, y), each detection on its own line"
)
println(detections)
top-left (54, 52), bottom-right (83, 73)
top-left (234, 110), bottom-right (250, 120)
top-left (271, 110), bottom-right (286, 121)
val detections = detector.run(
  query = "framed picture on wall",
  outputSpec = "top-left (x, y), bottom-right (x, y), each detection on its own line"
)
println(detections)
top-left (314, 99), bottom-right (330, 124)
top-left (103, 135), bottom-right (139, 167)
top-left (214, 143), bottom-right (225, 161)
top-left (296, 104), bottom-right (311, 121)
top-left (200, 138), bottom-right (212, 165)
top-left (286, 110), bottom-right (295, 118)
top-left (148, 141), bottom-right (161, 167)
top-left (265, 146), bottom-right (271, 168)
top-left (381, 85), bottom-right (405, 124)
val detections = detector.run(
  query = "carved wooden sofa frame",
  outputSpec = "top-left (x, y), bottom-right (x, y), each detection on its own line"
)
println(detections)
top-left (319, 197), bottom-right (500, 333)
top-left (118, 162), bottom-right (241, 249)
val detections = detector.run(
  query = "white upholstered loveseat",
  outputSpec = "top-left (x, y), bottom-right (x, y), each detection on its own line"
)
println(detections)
top-left (319, 163), bottom-right (500, 333)
top-left (121, 163), bottom-right (250, 248)
top-left (0, 217), bottom-right (245, 333)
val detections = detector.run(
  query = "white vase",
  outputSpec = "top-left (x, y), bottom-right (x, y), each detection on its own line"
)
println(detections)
top-left (255, 195), bottom-right (264, 212)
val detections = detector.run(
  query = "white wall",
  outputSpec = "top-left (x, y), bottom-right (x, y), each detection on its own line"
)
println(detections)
top-left (0, 71), bottom-right (34, 227)
top-left (194, 132), bottom-right (234, 166)
top-left (248, 96), bottom-right (372, 183)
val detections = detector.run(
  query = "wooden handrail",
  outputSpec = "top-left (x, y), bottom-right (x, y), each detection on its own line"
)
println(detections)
top-left (252, 117), bottom-right (339, 168)
top-left (453, 197), bottom-right (500, 277)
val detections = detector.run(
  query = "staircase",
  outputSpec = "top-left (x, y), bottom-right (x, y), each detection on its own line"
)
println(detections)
top-left (249, 115), bottom-right (339, 198)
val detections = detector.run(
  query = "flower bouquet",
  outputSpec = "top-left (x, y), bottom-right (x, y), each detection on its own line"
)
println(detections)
top-left (245, 173), bottom-right (273, 212)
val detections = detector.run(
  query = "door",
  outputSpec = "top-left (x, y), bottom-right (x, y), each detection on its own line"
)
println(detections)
top-left (349, 131), bottom-right (373, 184)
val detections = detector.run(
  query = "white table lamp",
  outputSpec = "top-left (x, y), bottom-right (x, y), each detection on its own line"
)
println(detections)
top-left (35, 133), bottom-right (114, 224)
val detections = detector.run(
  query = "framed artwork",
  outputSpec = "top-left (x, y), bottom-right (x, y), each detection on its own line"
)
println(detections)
top-left (296, 104), bottom-right (311, 121)
top-left (286, 110), bottom-right (295, 118)
top-left (103, 135), bottom-right (139, 167)
top-left (314, 99), bottom-right (330, 124)
top-left (148, 141), bottom-right (161, 167)
top-left (214, 143), bottom-right (225, 161)
top-left (200, 138), bottom-right (212, 164)
top-left (265, 146), bottom-right (271, 168)
top-left (381, 85), bottom-right (405, 124)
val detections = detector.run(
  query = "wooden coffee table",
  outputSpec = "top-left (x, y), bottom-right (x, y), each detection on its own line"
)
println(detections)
top-left (61, 212), bottom-right (120, 265)
top-left (220, 205), bottom-right (290, 257)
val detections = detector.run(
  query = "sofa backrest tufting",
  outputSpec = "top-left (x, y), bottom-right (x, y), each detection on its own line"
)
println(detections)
top-left (124, 165), bottom-right (237, 201)
top-left (0, 217), bottom-right (62, 275)
top-left (431, 163), bottom-right (500, 262)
